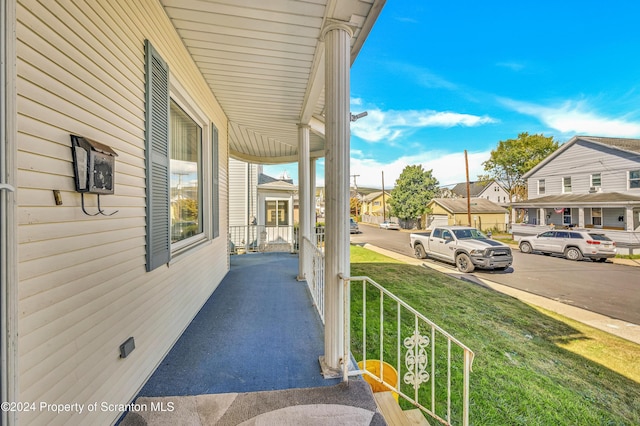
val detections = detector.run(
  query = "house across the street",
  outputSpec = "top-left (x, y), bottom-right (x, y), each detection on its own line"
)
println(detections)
top-left (425, 198), bottom-right (509, 232)
top-left (511, 135), bottom-right (640, 254)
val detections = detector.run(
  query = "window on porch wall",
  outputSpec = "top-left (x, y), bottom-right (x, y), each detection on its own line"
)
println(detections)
top-left (591, 207), bottom-right (602, 226)
top-left (563, 208), bottom-right (572, 225)
top-left (170, 101), bottom-right (203, 243)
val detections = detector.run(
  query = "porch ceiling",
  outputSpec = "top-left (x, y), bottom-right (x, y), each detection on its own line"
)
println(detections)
top-left (160, 0), bottom-right (385, 164)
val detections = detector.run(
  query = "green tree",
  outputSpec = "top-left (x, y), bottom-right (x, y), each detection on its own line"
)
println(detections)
top-left (483, 132), bottom-right (560, 201)
top-left (389, 165), bottom-right (439, 221)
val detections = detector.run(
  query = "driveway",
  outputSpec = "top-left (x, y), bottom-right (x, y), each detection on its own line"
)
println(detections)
top-left (351, 223), bottom-right (640, 325)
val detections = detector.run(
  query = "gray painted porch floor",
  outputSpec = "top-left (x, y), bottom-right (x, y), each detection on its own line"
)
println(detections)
top-left (124, 252), bottom-right (384, 424)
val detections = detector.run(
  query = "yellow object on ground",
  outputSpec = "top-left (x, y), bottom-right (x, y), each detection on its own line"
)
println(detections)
top-left (358, 360), bottom-right (399, 402)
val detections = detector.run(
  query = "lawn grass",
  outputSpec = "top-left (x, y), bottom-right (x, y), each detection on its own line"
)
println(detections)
top-left (349, 245), bottom-right (640, 426)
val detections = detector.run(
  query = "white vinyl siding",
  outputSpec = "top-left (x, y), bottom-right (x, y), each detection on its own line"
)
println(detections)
top-left (528, 140), bottom-right (640, 198)
top-left (16, 1), bottom-right (229, 425)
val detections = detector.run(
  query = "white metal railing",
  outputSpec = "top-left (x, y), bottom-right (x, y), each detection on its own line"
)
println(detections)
top-left (302, 236), bottom-right (325, 322)
top-left (342, 275), bottom-right (475, 426)
top-left (228, 225), bottom-right (294, 253)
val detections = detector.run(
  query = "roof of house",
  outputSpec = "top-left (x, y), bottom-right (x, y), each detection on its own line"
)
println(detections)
top-left (363, 191), bottom-right (391, 202)
top-left (428, 198), bottom-right (508, 214)
top-left (512, 192), bottom-right (640, 206)
top-left (450, 181), bottom-right (490, 197)
top-left (523, 136), bottom-right (640, 179)
top-left (258, 173), bottom-right (293, 185)
top-left (257, 180), bottom-right (297, 191)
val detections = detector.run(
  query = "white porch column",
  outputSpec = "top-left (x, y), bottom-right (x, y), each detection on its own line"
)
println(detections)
top-left (626, 206), bottom-right (634, 231)
top-left (297, 125), bottom-right (310, 280)
top-left (310, 158), bottom-right (317, 239)
top-left (578, 208), bottom-right (585, 228)
top-left (539, 208), bottom-right (546, 225)
top-left (321, 21), bottom-right (352, 375)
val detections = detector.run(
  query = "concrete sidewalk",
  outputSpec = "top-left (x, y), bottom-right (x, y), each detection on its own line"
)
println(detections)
top-left (359, 243), bottom-right (640, 346)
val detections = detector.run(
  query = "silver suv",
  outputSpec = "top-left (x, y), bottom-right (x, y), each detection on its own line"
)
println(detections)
top-left (519, 229), bottom-right (617, 262)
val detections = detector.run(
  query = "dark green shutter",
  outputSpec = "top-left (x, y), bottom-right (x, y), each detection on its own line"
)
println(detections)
top-left (212, 125), bottom-right (220, 239)
top-left (144, 40), bottom-right (170, 271)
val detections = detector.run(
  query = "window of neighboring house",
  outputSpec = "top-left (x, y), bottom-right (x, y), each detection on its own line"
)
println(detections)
top-left (266, 200), bottom-right (289, 226)
top-left (591, 173), bottom-right (601, 188)
top-left (563, 208), bottom-right (572, 225)
top-left (538, 179), bottom-right (546, 195)
top-left (591, 207), bottom-right (602, 226)
top-left (373, 201), bottom-right (381, 206)
top-left (563, 177), bottom-right (572, 193)
top-left (630, 170), bottom-right (640, 189)
top-left (170, 100), bottom-right (203, 244)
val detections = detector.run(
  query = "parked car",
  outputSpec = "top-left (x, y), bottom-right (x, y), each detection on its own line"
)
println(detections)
top-left (350, 218), bottom-right (360, 234)
top-left (410, 226), bottom-right (512, 272)
top-left (379, 221), bottom-right (400, 230)
top-left (518, 229), bottom-right (617, 262)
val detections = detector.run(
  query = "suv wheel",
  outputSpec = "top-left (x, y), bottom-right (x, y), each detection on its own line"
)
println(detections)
top-left (519, 241), bottom-right (532, 254)
top-left (564, 246), bottom-right (583, 261)
top-left (456, 253), bottom-right (475, 273)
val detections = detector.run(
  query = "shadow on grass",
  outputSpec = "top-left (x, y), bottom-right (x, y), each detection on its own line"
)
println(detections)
top-left (350, 260), bottom-right (640, 426)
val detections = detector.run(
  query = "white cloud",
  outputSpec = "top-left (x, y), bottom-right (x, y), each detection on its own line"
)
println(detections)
top-left (350, 107), bottom-right (497, 143)
top-left (263, 150), bottom-right (489, 190)
top-left (350, 150), bottom-right (490, 189)
top-left (502, 98), bottom-right (640, 137)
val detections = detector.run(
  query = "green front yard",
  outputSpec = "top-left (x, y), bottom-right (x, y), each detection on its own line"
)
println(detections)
top-left (349, 245), bottom-right (640, 425)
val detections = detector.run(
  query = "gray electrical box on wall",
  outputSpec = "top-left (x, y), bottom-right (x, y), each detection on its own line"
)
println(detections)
top-left (120, 337), bottom-right (135, 358)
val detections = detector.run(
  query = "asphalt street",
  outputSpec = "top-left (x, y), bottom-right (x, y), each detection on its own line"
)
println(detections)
top-left (351, 223), bottom-right (640, 325)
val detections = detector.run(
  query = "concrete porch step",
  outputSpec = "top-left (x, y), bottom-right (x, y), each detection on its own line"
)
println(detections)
top-left (373, 392), bottom-right (430, 426)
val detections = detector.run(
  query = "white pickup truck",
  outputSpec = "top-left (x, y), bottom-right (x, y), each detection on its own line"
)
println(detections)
top-left (410, 226), bottom-right (513, 273)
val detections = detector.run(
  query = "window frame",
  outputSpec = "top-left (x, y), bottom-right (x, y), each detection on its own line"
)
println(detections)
top-left (629, 170), bottom-right (640, 190)
top-left (590, 173), bottom-right (602, 188)
top-left (169, 78), bottom-right (211, 253)
top-left (538, 179), bottom-right (546, 195)
top-left (562, 176), bottom-right (572, 193)
top-left (591, 207), bottom-right (602, 226)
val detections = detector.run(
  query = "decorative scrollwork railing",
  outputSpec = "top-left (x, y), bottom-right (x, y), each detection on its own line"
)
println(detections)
top-left (342, 275), bottom-right (475, 426)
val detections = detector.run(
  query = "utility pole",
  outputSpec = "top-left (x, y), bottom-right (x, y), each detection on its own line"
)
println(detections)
top-left (351, 174), bottom-right (360, 218)
top-left (465, 150), bottom-right (471, 226)
top-left (382, 171), bottom-right (386, 222)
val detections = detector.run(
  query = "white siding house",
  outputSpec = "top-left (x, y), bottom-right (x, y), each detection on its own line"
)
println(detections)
top-left (450, 180), bottom-right (511, 205)
top-left (228, 158), bottom-right (260, 227)
top-left (512, 136), bottom-right (640, 252)
top-left (1, 0), bottom-right (385, 424)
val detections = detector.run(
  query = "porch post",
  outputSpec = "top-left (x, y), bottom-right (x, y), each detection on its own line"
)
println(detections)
top-left (297, 125), bottom-right (310, 280)
top-left (539, 208), bottom-right (546, 225)
top-left (320, 21), bottom-right (352, 376)
top-left (626, 206), bottom-right (634, 231)
top-left (310, 158), bottom-right (317, 240)
top-left (578, 208), bottom-right (585, 228)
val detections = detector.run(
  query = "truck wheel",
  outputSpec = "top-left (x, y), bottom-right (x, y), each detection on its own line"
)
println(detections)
top-left (456, 253), bottom-right (475, 273)
top-left (564, 246), bottom-right (583, 261)
top-left (519, 241), bottom-right (532, 254)
top-left (414, 244), bottom-right (427, 259)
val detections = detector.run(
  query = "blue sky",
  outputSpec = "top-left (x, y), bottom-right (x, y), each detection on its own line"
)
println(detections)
top-left (266, 1), bottom-right (640, 189)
